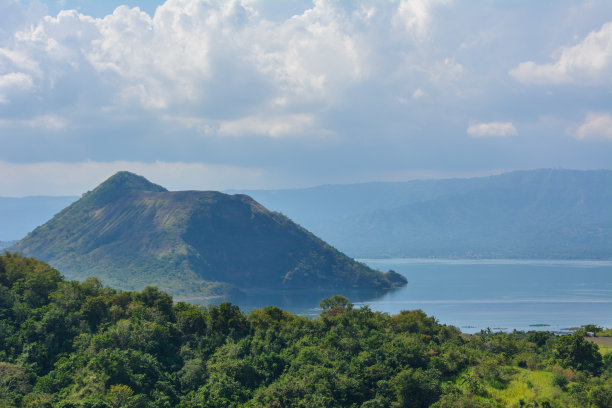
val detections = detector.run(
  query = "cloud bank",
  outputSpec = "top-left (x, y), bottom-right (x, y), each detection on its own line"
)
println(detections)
top-left (0, 1), bottom-right (436, 130)
top-left (0, 0), bottom-right (611, 194)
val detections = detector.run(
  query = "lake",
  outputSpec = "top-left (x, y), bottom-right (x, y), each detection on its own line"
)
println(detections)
top-left (199, 258), bottom-right (612, 334)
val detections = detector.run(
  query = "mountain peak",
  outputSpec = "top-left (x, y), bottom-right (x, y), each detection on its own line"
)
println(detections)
top-left (81, 171), bottom-right (167, 204)
top-left (101, 171), bottom-right (167, 193)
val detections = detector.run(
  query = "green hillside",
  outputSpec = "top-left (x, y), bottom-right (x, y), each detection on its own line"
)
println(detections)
top-left (10, 172), bottom-right (404, 297)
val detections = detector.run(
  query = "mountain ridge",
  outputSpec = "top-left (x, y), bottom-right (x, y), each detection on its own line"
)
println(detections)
top-left (236, 169), bottom-right (612, 259)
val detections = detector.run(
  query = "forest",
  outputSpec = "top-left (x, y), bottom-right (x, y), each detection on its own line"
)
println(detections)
top-left (0, 252), bottom-right (611, 407)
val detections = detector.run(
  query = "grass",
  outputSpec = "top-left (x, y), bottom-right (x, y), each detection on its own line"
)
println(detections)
top-left (471, 367), bottom-right (581, 408)
top-left (598, 328), bottom-right (612, 336)
top-left (585, 335), bottom-right (612, 355)
top-left (598, 343), bottom-right (612, 355)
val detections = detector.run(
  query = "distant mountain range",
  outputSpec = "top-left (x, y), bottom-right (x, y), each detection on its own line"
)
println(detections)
top-left (235, 169), bottom-right (612, 259)
top-left (9, 172), bottom-right (405, 297)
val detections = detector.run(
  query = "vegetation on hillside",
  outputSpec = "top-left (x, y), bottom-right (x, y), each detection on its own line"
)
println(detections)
top-left (1, 253), bottom-right (611, 407)
top-left (10, 172), bottom-right (405, 297)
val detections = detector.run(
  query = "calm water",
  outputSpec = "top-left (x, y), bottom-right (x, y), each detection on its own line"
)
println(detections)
top-left (198, 259), bottom-right (612, 334)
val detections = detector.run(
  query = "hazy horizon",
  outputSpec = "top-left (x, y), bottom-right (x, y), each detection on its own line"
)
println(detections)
top-left (0, 167), bottom-right (608, 198)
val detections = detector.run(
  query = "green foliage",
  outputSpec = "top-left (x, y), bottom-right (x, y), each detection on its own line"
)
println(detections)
top-left (590, 382), bottom-right (612, 408)
top-left (553, 330), bottom-right (603, 375)
top-left (319, 294), bottom-right (352, 312)
top-left (552, 371), bottom-right (569, 389)
top-left (583, 324), bottom-right (604, 335)
top-left (391, 367), bottom-right (441, 408)
top-left (105, 384), bottom-right (134, 408)
top-left (0, 253), bottom-right (610, 407)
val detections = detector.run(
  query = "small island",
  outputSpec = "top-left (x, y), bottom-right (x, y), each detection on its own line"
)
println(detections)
top-left (10, 172), bottom-right (406, 297)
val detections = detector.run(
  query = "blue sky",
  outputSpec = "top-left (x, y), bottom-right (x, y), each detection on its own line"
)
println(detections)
top-left (1, 0), bottom-right (611, 195)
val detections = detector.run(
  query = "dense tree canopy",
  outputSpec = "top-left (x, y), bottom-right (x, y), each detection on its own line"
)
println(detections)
top-left (0, 253), bottom-right (610, 407)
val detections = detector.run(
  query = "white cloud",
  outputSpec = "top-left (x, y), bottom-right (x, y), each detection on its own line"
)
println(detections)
top-left (19, 1), bottom-right (367, 109)
top-left (0, 0), bottom-right (473, 150)
top-left (573, 112), bottom-right (612, 140)
top-left (218, 114), bottom-right (318, 138)
top-left (430, 57), bottom-right (463, 82)
top-left (467, 121), bottom-right (517, 138)
top-left (510, 21), bottom-right (612, 85)
top-left (249, 0), bottom-right (368, 103)
top-left (0, 48), bottom-right (41, 75)
top-left (0, 0), bottom-right (441, 117)
top-left (0, 114), bottom-right (67, 129)
top-left (0, 160), bottom-right (273, 196)
top-left (393, 0), bottom-right (441, 40)
top-left (0, 72), bottom-right (34, 102)
top-left (160, 112), bottom-right (329, 139)
top-left (27, 114), bottom-right (68, 130)
top-left (0, 72), bottom-right (34, 89)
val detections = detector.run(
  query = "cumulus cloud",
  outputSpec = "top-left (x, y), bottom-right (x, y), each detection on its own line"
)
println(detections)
top-left (0, 72), bottom-right (33, 90)
top-left (510, 21), bottom-right (612, 85)
top-left (0, 160), bottom-right (272, 196)
top-left (251, 1), bottom-right (367, 102)
top-left (1, 1), bottom-right (373, 113)
top-left (573, 113), bottom-right (612, 140)
top-left (393, 0), bottom-right (444, 40)
top-left (467, 121), bottom-right (517, 138)
top-left (0, 68), bottom-right (34, 102)
top-left (0, 0), bottom-right (445, 136)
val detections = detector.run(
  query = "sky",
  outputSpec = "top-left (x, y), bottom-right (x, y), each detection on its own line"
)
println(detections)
top-left (1, 0), bottom-right (611, 196)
